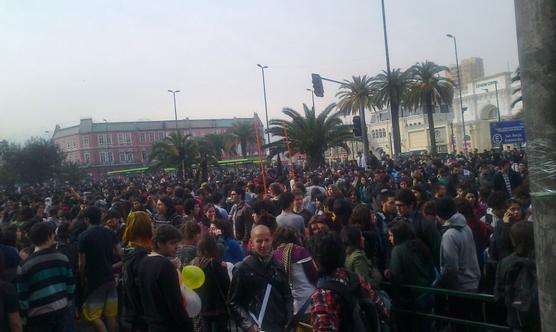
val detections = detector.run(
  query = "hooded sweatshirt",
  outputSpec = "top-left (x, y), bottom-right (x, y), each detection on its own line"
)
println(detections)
top-left (439, 213), bottom-right (481, 291)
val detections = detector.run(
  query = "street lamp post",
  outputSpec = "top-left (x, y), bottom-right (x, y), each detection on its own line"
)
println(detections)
top-left (483, 84), bottom-right (501, 122)
top-left (257, 64), bottom-right (271, 148)
top-left (379, 0), bottom-right (400, 156)
top-left (168, 90), bottom-right (181, 132)
top-left (306, 88), bottom-right (315, 110)
top-left (446, 34), bottom-right (468, 154)
top-left (494, 81), bottom-right (501, 122)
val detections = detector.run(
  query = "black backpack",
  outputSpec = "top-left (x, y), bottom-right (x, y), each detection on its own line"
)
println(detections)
top-left (505, 257), bottom-right (539, 328)
top-left (317, 272), bottom-right (381, 332)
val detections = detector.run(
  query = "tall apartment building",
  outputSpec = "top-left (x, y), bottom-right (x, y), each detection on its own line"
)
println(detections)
top-left (448, 57), bottom-right (485, 91)
top-left (52, 114), bottom-right (264, 177)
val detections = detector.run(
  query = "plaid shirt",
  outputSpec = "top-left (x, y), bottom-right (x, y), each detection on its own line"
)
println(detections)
top-left (310, 268), bottom-right (388, 332)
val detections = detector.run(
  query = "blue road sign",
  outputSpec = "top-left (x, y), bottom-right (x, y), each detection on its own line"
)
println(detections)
top-left (490, 120), bottom-right (526, 145)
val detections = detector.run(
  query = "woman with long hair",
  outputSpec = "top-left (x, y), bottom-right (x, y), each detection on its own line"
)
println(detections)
top-left (121, 211), bottom-right (153, 332)
top-left (387, 218), bottom-right (436, 332)
top-left (153, 195), bottom-right (183, 228)
top-left (208, 219), bottom-right (244, 264)
top-left (191, 234), bottom-right (231, 332)
top-left (341, 225), bottom-right (382, 288)
top-left (272, 226), bottom-right (317, 331)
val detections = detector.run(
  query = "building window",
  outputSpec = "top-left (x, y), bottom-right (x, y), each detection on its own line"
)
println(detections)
top-left (98, 134), bottom-right (112, 145)
top-left (149, 132), bottom-right (155, 142)
top-left (118, 133), bottom-right (124, 144)
top-left (141, 150), bottom-right (148, 161)
top-left (140, 133), bottom-right (145, 143)
top-left (120, 151), bottom-right (134, 163)
top-left (83, 135), bottom-right (89, 147)
top-left (84, 152), bottom-right (90, 164)
top-left (99, 151), bottom-right (114, 164)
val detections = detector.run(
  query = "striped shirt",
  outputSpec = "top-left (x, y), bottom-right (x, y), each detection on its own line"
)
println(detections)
top-left (16, 247), bottom-right (75, 318)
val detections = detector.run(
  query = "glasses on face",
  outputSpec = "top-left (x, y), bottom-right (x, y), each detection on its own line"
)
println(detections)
top-left (395, 203), bottom-right (407, 208)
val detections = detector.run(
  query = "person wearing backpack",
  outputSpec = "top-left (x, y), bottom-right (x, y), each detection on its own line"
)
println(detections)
top-left (494, 222), bottom-right (540, 332)
top-left (228, 225), bottom-right (293, 332)
top-left (307, 230), bottom-right (388, 332)
top-left (436, 198), bottom-right (481, 332)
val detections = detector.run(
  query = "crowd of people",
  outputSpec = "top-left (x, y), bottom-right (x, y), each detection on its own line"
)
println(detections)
top-left (0, 147), bottom-right (540, 332)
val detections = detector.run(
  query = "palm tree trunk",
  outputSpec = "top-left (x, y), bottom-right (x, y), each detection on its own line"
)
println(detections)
top-left (426, 93), bottom-right (437, 155)
top-left (391, 101), bottom-right (402, 155)
top-left (241, 139), bottom-right (247, 157)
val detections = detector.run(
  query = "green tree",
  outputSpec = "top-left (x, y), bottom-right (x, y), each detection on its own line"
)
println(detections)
top-left (0, 138), bottom-right (64, 185)
top-left (336, 75), bottom-right (376, 116)
top-left (266, 103), bottom-right (353, 168)
top-left (149, 133), bottom-right (199, 180)
top-left (407, 61), bottom-right (455, 155)
top-left (202, 133), bottom-right (237, 160)
top-left (370, 68), bottom-right (413, 155)
top-left (230, 121), bottom-right (255, 157)
top-left (59, 162), bottom-right (87, 184)
top-left (336, 75), bottom-right (376, 160)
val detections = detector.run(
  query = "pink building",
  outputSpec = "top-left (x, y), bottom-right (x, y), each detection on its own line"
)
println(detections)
top-left (52, 114), bottom-right (265, 177)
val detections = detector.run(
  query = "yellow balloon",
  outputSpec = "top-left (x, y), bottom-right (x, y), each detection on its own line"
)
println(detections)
top-left (181, 265), bottom-right (205, 290)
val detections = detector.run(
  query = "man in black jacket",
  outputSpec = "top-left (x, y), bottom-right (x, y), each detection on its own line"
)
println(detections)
top-left (138, 225), bottom-right (192, 332)
top-left (229, 187), bottom-right (254, 246)
top-left (493, 160), bottom-right (522, 197)
top-left (395, 189), bottom-right (441, 268)
top-left (228, 225), bottom-right (293, 332)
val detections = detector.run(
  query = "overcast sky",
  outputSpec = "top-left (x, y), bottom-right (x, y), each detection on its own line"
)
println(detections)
top-left (0, 0), bottom-right (518, 143)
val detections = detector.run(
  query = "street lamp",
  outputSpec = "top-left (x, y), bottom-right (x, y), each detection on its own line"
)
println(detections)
top-left (446, 34), bottom-right (468, 154)
top-left (379, 0), bottom-right (401, 156)
top-left (168, 90), bottom-right (181, 132)
top-left (306, 88), bottom-right (315, 110)
top-left (257, 64), bottom-right (271, 147)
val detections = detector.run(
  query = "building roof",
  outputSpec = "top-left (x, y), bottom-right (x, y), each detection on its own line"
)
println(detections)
top-left (52, 115), bottom-right (262, 139)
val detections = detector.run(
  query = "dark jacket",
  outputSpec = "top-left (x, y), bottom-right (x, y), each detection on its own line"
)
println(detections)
top-left (493, 170), bottom-right (522, 195)
top-left (228, 253), bottom-right (293, 332)
top-left (389, 240), bottom-right (435, 306)
top-left (406, 211), bottom-right (442, 268)
top-left (138, 255), bottom-right (193, 332)
top-left (191, 257), bottom-right (230, 317)
top-left (229, 201), bottom-right (253, 243)
top-left (490, 221), bottom-right (515, 263)
top-left (122, 246), bottom-right (150, 330)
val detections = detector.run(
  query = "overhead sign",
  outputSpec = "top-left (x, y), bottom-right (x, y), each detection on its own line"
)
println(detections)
top-left (490, 120), bottom-right (526, 144)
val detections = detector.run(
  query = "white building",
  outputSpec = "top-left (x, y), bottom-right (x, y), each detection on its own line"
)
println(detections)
top-left (366, 70), bottom-right (520, 155)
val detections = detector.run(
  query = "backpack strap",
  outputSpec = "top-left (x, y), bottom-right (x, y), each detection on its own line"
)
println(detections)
top-left (316, 273), bottom-right (358, 311)
top-left (281, 243), bottom-right (295, 287)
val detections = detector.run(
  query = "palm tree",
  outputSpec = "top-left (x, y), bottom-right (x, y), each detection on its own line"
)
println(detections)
top-left (336, 75), bottom-right (376, 160)
top-left (370, 68), bottom-right (413, 155)
top-left (407, 61), bottom-right (455, 155)
top-left (230, 121), bottom-right (255, 157)
top-left (149, 132), bottom-right (199, 180)
top-left (202, 133), bottom-right (237, 160)
top-left (266, 103), bottom-right (353, 168)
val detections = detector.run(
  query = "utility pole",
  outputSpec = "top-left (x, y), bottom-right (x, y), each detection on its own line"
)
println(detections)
top-left (168, 90), bottom-right (181, 132)
top-left (257, 64), bottom-right (271, 148)
top-left (379, 0), bottom-right (400, 156)
top-left (515, 1), bottom-right (556, 331)
top-left (446, 34), bottom-right (468, 153)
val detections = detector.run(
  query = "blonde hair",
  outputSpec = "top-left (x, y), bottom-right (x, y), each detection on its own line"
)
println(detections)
top-left (122, 211), bottom-right (153, 246)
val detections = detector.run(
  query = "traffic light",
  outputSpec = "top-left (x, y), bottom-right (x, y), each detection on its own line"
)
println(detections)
top-left (352, 116), bottom-right (362, 137)
top-left (312, 73), bottom-right (324, 97)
